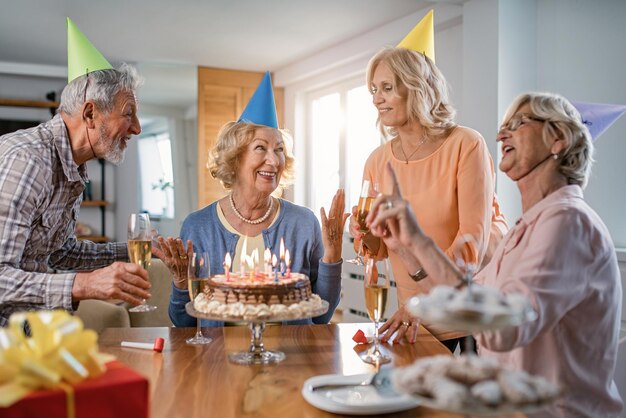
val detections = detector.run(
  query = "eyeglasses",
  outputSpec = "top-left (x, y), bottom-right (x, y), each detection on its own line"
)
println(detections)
top-left (499, 113), bottom-right (546, 134)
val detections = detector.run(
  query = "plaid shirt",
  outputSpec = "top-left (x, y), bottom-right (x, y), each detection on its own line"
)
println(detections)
top-left (0, 114), bottom-right (128, 326)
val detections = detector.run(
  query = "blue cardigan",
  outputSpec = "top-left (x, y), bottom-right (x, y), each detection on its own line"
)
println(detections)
top-left (168, 199), bottom-right (342, 327)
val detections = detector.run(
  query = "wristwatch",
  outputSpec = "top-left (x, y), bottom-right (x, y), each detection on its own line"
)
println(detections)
top-left (409, 268), bottom-right (428, 282)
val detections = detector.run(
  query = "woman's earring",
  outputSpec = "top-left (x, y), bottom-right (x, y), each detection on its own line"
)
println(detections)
top-left (552, 153), bottom-right (559, 160)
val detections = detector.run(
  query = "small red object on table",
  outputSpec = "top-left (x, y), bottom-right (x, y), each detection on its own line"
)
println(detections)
top-left (1, 361), bottom-right (149, 418)
top-left (352, 329), bottom-right (368, 344)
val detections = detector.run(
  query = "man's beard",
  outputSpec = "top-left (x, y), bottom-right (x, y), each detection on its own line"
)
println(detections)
top-left (98, 123), bottom-right (127, 165)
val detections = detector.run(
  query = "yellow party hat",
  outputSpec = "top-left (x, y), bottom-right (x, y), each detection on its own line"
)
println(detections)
top-left (397, 10), bottom-right (435, 63)
top-left (67, 17), bottom-right (113, 83)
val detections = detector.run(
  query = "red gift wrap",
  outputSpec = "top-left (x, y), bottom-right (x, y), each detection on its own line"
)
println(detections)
top-left (1, 361), bottom-right (149, 418)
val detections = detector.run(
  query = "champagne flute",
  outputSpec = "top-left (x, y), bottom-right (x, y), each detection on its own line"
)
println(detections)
top-left (127, 213), bottom-right (157, 312)
top-left (362, 255), bottom-right (391, 365)
top-left (187, 251), bottom-right (212, 345)
top-left (347, 180), bottom-right (378, 265)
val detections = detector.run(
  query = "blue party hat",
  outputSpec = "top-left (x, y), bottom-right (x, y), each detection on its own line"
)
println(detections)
top-left (572, 101), bottom-right (626, 141)
top-left (238, 72), bottom-right (278, 128)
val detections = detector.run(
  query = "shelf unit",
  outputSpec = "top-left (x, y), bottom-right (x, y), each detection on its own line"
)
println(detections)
top-left (0, 98), bottom-right (60, 109)
top-left (79, 159), bottom-right (109, 242)
top-left (1, 96), bottom-right (110, 242)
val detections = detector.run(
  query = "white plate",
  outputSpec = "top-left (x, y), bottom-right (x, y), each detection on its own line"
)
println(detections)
top-left (302, 374), bottom-right (421, 415)
top-left (409, 393), bottom-right (552, 416)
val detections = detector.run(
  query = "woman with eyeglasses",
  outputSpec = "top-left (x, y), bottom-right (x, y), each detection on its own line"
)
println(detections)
top-left (348, 47), bottom-right (508, 351)
top-left (367, 92), bottom-right (623, 417)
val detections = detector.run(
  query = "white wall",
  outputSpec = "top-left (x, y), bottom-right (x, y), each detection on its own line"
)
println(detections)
top-left (536, 0), bottom-right (626, 248)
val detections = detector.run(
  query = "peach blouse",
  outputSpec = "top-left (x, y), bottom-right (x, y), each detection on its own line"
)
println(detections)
top-left (363, 126), bottom-right (507, 319)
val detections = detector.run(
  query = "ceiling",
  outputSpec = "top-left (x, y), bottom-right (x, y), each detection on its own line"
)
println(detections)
top-left (0, 0), bottom-right (459, 109)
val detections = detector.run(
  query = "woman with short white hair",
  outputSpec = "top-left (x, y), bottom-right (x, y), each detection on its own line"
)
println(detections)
top-left (368, 92), bottom-right (623, 417)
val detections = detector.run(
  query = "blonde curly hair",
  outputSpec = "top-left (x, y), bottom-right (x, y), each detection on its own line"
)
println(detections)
top-left (366, 47), bottom-right (457, 140)
top-left (502, 92), bottom-right (594, 188)
top-left (207, 122), bottom-right (295, 194)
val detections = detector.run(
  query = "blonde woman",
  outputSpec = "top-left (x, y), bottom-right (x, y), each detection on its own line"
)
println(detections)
top-left (348, 47), bottom-right (507, 350)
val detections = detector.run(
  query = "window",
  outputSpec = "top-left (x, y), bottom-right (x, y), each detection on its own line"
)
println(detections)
top-left (305, 77), bottom-right (382, 216)
top-left (138, 132), bottom-right (175, 218)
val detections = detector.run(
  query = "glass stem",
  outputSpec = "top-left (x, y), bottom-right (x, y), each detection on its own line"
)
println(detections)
top-left (196, 319), bottom-right (202, 337)
top-left (373, 318), bottom-right (379, 352)
top-left (357, 238), bottom-right (365, 262)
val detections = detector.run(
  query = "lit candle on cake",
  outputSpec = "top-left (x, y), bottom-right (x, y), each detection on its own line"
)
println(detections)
top-left (279, 237), bottom-right (285, 276)
top-left (285, 249), bottom-right (291, 277)
top-left (224, 252), bottom-right (232, 280)
top-left (272, 254), bottom-right (278, 282)
top-left (240, 236), bottom-right (248, 276)
top-left (264, 248), bottom-right (271, 276)
top-left (252, 248), bottom-right (259, 277)
top-left (246, 255), bottom-right (255, 281)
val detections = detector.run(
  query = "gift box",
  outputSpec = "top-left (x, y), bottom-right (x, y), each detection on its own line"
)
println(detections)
top-left (1, 361), bottom-right (148, 418)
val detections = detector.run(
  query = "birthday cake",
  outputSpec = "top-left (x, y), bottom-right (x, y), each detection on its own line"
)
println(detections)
top-left (207, 272), bottom-right (312, 305)
top-left (192, 272), bottom-right (325, 320)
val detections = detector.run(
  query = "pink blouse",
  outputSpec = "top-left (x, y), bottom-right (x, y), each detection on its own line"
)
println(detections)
top-left (476, 185), bottom-right (623, 418)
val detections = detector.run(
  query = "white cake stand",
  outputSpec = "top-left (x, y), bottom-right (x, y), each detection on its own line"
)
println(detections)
top-left (186, 300), bottom-right (329, 365)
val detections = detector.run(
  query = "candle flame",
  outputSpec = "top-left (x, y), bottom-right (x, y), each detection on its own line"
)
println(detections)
top-left (285, 249), bottom-right (291, 268)
top-left (264, 248), bottom-right (271, 263)
top-left (279, 237), bottom-right (285, 259)
top-left (272, 254), bottom-right (277, 267)
top-left (245, 255), bottom-right (254, 270)
top-left (240, 236), bottom-right (248, 264)
top-left (252, 248), bottom-right (259, 266)
top-left (224, 252), bottom-right (232, 270)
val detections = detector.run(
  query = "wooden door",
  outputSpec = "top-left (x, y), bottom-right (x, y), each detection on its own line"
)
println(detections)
top-left (197, 68), bottom-right (284, 209)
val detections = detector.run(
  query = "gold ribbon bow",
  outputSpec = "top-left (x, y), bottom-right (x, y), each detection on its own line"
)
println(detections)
top-left (0, 310), bottom-right (110, 410)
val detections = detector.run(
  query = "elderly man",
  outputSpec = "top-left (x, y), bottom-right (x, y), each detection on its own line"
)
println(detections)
top-left (0, 21), bottom-right (149, 326)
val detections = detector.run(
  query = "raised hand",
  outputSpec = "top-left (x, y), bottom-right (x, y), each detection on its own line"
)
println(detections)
top-left (320, 189), bottom-right (350, 263)
top-left (367, 162), bottom-right (425, 248)
top-left (153, 237), bottom-right (193, 289)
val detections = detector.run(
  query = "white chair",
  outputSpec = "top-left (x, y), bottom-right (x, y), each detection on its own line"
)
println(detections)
top-left (616, 336), bottom-right (626, 418)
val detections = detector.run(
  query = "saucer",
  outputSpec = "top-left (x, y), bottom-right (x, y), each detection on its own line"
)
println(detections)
top-left (302, 373), bottom-right (421, 415)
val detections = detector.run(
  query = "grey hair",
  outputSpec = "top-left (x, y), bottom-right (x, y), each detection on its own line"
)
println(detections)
top-left (366, 47), bottom-right (457, 140)
top-left (503, 92), bottom-right (594, 188)
top-left (58, 63), bottom-right (142, 115)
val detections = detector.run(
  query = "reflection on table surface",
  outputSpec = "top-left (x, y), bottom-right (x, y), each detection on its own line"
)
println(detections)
top-left (99, 323), bottom-right (525, 418)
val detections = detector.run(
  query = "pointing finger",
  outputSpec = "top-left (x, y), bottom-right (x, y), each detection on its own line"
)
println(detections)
top-left (386, 161), bottom-right (402, 198)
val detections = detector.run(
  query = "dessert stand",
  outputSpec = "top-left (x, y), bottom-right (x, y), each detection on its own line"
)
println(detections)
top-left (401, 280), bottom-right (555, 416)
top-left (186, 300), bottom-right (328, 365)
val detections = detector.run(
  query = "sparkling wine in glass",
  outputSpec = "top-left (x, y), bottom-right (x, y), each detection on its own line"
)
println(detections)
top-left (187, 251), bottom-right (212, 345)
top-left (362, 255), bottom-right (391, 365)
top-left (128, 213), bottom-right (157, 312)
top-left (347, 180), bottom-right (378, 265)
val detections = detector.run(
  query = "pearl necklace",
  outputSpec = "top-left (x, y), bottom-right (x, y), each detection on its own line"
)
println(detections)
top-left (229, 194), bottom-right (274, 225)
top-left (398, 134), bottom-right (428, 164)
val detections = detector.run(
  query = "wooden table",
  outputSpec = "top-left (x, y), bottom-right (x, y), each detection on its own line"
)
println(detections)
top-left (99, 324), bottom-right (524, 418)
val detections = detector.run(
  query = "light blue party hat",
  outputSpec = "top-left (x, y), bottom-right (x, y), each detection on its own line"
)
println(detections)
top-left (572, 101), bottom-right (626, 141)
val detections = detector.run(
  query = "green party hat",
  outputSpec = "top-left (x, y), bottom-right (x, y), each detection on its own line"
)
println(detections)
top-left (67, 17), bottom-right (113, 83)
